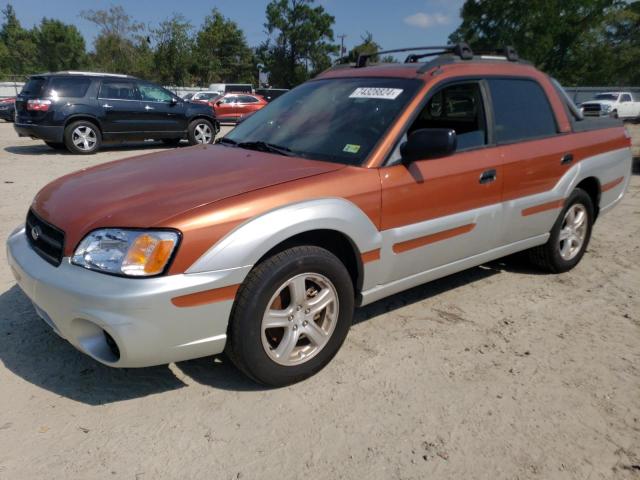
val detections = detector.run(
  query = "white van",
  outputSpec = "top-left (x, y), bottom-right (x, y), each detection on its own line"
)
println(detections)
top-left (208, 83), bottom-right (254, 94)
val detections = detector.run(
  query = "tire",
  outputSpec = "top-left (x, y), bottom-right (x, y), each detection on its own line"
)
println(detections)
top-left (44, 141), bottom-right (66, 150)
top-left (226, 245), bottom-right (355, 387)
top-left (64, 120), bottom-right (101, 154)
top-left (528, 188), bottom-right (594, 273)
top-left (187, 118), bottom-right (215, 145)
top-left (161, 138), bottom-right (182, 147)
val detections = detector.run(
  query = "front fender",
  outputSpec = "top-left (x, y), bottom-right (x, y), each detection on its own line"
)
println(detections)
top-left (186, 198), bottom-right (382, 274)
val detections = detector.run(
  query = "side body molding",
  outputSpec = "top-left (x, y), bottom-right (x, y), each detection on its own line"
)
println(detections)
top-left (186, 198), bottom-right (382, 274)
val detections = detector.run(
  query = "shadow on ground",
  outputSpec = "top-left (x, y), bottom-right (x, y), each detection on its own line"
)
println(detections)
top-left (633, 156), bottom-right (640, 175)
top-left (3, 141), bottom-right (182, 156)
top-left (0, 254), bottom-right (539, 403)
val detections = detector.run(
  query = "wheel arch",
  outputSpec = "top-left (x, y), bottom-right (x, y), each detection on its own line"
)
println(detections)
top-left (575, 176), bottom-right (601, 220)
top-left (185, 198), bottom-right (383, 295)
top-left (64, 114), bottom-right (103, 132)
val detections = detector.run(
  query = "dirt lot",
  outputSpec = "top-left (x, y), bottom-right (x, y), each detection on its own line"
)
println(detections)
top-left (0, 121), bottom-right (638, 480)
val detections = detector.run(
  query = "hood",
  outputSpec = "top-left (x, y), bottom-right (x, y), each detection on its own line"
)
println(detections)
top-left (32, 144), bottom-right (345, 254)
top-left (581, 100), bottom-right (615, 106)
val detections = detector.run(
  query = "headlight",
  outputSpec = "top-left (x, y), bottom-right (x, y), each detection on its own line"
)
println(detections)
top-left (601, 104), bottom-right (611, 112)
top-left (72, 229), bottom-right (179, 277)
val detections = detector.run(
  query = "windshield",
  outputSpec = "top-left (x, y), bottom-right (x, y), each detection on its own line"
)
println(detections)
top-left (224, 77), bottom-right (421, 165)
top-left (594, 93), bottom-right (619, 101)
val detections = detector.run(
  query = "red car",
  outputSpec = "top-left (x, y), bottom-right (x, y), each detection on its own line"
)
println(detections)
top-left (211, 93), bottom-right (267, 123)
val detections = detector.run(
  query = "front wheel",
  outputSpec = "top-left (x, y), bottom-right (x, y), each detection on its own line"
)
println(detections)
top-left (226, 246), bottom-right (354, 387)
top-left (528, 188), bottom-right (594, 273)
top-left (187, 119), bottom-right (215, 145)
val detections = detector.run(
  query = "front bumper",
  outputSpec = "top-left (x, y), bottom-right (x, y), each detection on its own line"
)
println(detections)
top-left (14, 123), bottom-right (64, 142)
top-left (6, 227), bottom-right (247, 367)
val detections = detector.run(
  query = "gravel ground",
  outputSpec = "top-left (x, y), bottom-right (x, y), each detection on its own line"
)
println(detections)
top-left (0, 121), bottom-right (638, 480)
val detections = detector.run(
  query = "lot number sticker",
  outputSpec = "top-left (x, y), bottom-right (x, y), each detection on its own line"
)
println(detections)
top-left (343, 144), bottom-right (361, 154)
top-left (349, 87), bottom-right (403, 100)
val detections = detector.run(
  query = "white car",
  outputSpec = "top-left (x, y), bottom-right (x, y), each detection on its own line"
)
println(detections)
top-left (580, 92), bottom-right (640, 120)
top-left (183, 91), bottom-right (221, 102)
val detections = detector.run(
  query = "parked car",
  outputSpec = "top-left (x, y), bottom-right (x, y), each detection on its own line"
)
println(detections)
top-left (6, 45), bottom-right (632, 386)
top-left (255, 88), bottom-right (289, 102)
top-left (184, 91), bottom-right (222, 102)
top-left (212, 93), bottom-right (267, 123)
top-left (0, 96), bottom-right (15, 121)
top-left (580, 92), bottom-right (640, 120)
top-left (13, 71), bottom-right (219, 154)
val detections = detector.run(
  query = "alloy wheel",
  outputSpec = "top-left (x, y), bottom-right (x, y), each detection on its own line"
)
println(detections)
top-left (72, 125), bottom-right (97, 151)
top-left (193, 123), bottom-right (213, 144)
top-left (558, 203), bottom-right (588, 261)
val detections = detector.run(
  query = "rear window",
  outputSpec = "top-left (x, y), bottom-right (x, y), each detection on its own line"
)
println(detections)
top-left (46, 77), bottom-right (92, 98)
top-left (487, 78), bottom-right (557, 143)
top-left (20, 77), bottom-right (46, 96)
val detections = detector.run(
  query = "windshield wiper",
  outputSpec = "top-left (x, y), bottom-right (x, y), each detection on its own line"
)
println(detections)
top-left (237, 141), bottom-right (294, 157)
top-left (217, 137), bottom-right (237, 146)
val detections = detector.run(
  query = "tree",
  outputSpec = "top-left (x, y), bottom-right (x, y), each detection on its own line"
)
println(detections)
top-left (81, 5), bottom-right (152, 78)
top-left (34, 19), bottom-right (86, 72)
top-left (448, 0), bottom-right (633, 86)
top-left (0, 4), bottom-right (38, 76)
top-left (259, 0), bottom-right (338, 88)
top-left (152, 15), bottom-right (193, 86)
top-left (193, 9), bottom-right (255, 85)
top-left (347, 32), bottom-right (381, 63)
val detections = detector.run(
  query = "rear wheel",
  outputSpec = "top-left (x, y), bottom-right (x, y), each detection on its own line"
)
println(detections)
top-left (187, 119), bottom-right (215, 145)
top-left (528, 188), bottom-right (594, 273)
top-left (64, 120), bottom-right (101, 154)
top-left (226, 246), bottom-right (354, 386)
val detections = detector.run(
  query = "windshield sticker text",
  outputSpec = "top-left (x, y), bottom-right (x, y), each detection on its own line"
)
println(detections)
top-left (349, 88), bottom-right (403, 100)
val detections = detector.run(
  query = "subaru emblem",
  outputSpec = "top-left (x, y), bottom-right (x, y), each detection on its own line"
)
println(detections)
top-left (31, 225), bottom-right (41, 241)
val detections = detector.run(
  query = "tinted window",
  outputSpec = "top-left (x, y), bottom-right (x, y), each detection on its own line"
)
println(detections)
top-left (238, 95), bottom-right (258, 103)
top-left (621, 94), bottom-right (632, 102)
top-left (46, 77), bottom-right (91, 98)
top-left (21, 77), bottom-right (46, 96)
top-left (138, 83), bottom-right (174, 102)
top-left (225, 85), bottom-right (252, 93)
top-left (225, 77), bottom-right (421, 166)
top-left (409, 82), bottom-right (487, 151)
top-left (488, 79), bottom-right (557, 143)
top-left (99, 81), bottom-right (139, 100)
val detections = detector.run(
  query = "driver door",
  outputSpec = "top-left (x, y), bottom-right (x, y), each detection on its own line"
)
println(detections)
top-left (379, 81), bottom-right (504, 284)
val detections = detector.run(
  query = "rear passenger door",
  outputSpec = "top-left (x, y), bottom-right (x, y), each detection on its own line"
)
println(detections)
top-left (98, 80), bottom-right (144, 136)
top-left (380, 81), bottom-right (505, 284)
top-left (488, 78), bottom-right (569, 244)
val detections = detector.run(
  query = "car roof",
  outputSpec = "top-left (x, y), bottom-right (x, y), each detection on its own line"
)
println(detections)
top-left (316, 53), bottom-right (539, 81)
top-left (31, 71), bottom-right (138, 80)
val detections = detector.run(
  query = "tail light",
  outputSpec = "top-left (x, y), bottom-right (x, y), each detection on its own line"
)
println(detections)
top-left (27, 99), bottom-right (52, 112)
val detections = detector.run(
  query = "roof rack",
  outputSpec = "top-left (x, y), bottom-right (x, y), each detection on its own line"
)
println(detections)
top-left (355, 43), bottom-right (520, 68)
top-left (356, 43), bottom-right (473, 68)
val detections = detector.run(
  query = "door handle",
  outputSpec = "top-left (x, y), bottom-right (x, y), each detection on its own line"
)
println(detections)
top-left (145, 105), bottom-right (154, 110)
top-left (561, 153), bottom-right (574, 165)
top-left (479, 169), bottom-right (497, 184)
top-left (102, 104), bottom-right (112, 109)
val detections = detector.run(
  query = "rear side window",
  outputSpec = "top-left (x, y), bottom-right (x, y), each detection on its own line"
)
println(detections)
top-left (21, 77), bottom-right (46, 96)
top-left (46, 77), bottom-right (91, 98)
top-left (487, 79), bottom-right (557, 143)
top-left (238, 95), bottom-right (258, 103)
top-left (99, 81), bottom-right (139, 100)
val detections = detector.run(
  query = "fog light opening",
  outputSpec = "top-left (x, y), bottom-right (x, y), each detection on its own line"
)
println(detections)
top-left (104, 331), bottom-right (121, 361)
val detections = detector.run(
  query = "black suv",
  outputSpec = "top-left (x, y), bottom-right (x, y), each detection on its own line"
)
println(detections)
top-left (14, 72), bottom-right (220, 154)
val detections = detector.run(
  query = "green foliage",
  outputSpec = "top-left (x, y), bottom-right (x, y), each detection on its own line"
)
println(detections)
top-left (259, 0), bottom-right (338, 88)
top-left (193, 9), bottom-right (255, 85)
top-left (34, 19), bottom-right (86, 72)
top-left (449, 0), bottom-right (637, 86)
top-left (347, 32), bottom-right (381, 63)
top-left (153, 15), bottom-right (194, 86)
top-left (0, 4), bottom-right (38, 76)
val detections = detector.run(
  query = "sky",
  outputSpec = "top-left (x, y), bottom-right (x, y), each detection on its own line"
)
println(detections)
top-left (0, 0), bottom-right (465, 55)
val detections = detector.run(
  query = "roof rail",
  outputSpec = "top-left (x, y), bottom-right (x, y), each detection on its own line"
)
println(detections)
top-left (355, 43), bottom-right (474, 68)
top-left (473, 46), bottom-right (519, 62)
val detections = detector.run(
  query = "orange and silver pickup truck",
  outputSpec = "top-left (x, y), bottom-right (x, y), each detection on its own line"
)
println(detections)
top-left (6, 44), bottom-right (632, 386)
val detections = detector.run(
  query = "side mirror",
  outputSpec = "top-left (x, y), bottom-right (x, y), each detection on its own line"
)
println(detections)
top-left (170, 97), bottom-right (179, 105)
top-left (215, 100), bottom-right (223, 106)
top-left (400, 128), bottom-right (457, 163)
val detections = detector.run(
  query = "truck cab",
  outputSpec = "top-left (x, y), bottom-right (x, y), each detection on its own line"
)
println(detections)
top-left (581, 91), bottom-right (640, 120)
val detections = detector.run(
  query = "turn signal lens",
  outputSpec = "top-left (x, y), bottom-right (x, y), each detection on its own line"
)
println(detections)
top-left (122, 234), bottom-right (177, 275)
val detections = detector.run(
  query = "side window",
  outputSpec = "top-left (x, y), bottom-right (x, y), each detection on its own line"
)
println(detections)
top-left (222, 95), bottom-right (237, 104)
top-left (238, 95), bottom-right (258, 103)
top-left (47, 77), bottom-right (92, 98)
top-left (487, 79), bottom-right (557, 143)
top-left (138, 83), bottom-right (174, 103)
top-left (408, 82), bottom-right (487, 151)
top-left (98, 81), bottom-right (139, 101)
top-left (620, 94), bottom-right (632, 103)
